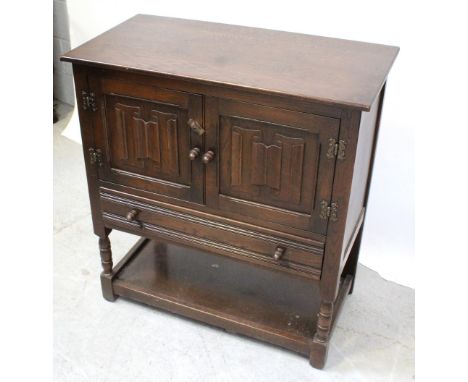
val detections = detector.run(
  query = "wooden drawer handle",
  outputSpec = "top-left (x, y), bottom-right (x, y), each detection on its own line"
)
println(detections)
top-left (126, 209), bottom-right (142, 227)
top-left (273, 246), bottom-right (285, 261)
top-left (202, 150), bottom-right (215, 164)
top-left (187, 118), bottom-right (205, 136)
top-left (189, 147), bottom-right (201, 161)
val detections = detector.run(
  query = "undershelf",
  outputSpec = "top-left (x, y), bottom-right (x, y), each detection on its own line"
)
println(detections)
top-left (110, 237), bottom-right (352, 356)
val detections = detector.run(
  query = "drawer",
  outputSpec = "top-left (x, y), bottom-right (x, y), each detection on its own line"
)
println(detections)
top-left (100, 191), bottom-right (324, 279)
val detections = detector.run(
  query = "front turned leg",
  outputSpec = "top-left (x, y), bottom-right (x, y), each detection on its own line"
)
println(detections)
top-left (309, 301), bottom-right (334, 369)
top-left (99, 236), bottom-right (113, 274)
top-left (98, 233), bottom-right (116, 301)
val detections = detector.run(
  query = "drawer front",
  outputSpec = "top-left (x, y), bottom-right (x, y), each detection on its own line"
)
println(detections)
top-left (205, 98), bottom-right (340, 235)
top-left (89, 74), bottom-right (204, 204)
top-left (100, 192), bottom-right (324, 279)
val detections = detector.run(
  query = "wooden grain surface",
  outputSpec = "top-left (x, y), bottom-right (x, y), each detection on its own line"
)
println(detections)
top-left (113, 238), bottom-right (321, 354)
top-left (61, 14), bottom-right (399, 111)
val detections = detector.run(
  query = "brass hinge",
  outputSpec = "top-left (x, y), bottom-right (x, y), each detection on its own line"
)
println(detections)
top-left (319, 200), bottom-right (338, 222)
top-left (82, 90), bottom-right (97, 112)
top-left (326, 138), bottom-right (346, 160)
top-left (88, 148), bottom-right (103, 166)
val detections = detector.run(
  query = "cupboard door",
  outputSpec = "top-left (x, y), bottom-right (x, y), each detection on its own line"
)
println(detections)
top-left (205, 98), bottom-right (340, 234)
top-left (89, 75), bottom-right (204, 204)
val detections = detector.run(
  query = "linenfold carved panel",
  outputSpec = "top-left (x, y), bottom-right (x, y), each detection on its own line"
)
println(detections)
top-left (111, 102), bottom-right (179, 176)
top-left (228, 125), bottom-right (306, 206)
top-left (97, 86), bottom-right (203, 203)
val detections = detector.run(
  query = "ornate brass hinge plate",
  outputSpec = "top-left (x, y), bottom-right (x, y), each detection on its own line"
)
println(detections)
top-left (319, 200), bottom-right (338, 222)
top-left (326, 138), bottom-right (346, 160)
top-left (89, 148), bottom-right (103, 166)
top-left (82, 90), bottom-right (97, 112)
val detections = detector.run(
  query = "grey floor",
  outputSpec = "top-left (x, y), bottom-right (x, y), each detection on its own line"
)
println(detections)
top-left (54, 103), bottom-right (414, 382)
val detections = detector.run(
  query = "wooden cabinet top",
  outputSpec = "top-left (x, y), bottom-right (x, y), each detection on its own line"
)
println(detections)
top-left (62, 14), bottom-right (399, 111)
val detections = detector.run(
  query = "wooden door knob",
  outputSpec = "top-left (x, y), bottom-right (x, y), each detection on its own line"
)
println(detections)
top-left (189, 147), bottom-right (201, 160)
top-left (126, 209), bottom-right (139, 222)
top-left (273, 246), bottom-right (285, 260)
top-left (126, 209), bottom-right (142, 227)
top-left (202, 150), bottom-right (215, 164)
top-left (187, 118), bottom-right (205, 136)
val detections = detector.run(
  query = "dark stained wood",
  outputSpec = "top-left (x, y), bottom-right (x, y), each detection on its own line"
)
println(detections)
top-left (98, 227), bottom-right (115, 301)
top-left (88, 68), bottom-right (344, 118)
top-left (342, 90), bottom-right (382, 256)
top-left (320, 108), bottom-right (362, 302)
top-left (98, 235), bottom-right (112, 274)
top-left (112, 239), bottom-right (352, 365)
top-left (63, 15), bottom-right (398, 369)
top-left (201, 149), bottom-right (215, 164)
top-left (114, 238), bottom-right (321, 355)
top-left (100, 185), bottom-right (327, 246)
top-left (306, 108), bottom-right (362, 367)
top-left (342, 227), bottom-right (364, 296)
top-left (309, 274), bottom-right (353, 368)
top-left (344, 84), bottom-right (388, 294)
top-left (341, 208), bottom-right (365, 271)
top-left (62, 14), bottom-right (398, 111)
top-left (188, 147), bottom-right (201, 161)
top-left (99, 191), bottom-right (324, 278)
top-left (72, 65), bottom-right (106, 237)
top-left (88, 72), bottom-right (205, 204)
top-left (206, 98), bottom-right (339, 234)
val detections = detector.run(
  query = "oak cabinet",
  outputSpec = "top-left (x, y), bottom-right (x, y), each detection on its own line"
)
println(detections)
top-left (62, 14), bottom-right (398, 369)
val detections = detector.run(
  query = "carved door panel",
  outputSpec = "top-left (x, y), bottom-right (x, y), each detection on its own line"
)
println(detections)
top-left (205, 98), bottom-right (340, 234)
top-left (90, 75), bottom-right (204, 203)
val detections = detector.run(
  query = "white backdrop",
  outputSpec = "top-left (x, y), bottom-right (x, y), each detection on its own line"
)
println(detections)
top-left (64, 0), bottom-right (415, 287)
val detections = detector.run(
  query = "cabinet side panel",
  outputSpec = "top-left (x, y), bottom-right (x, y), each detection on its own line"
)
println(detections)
top-left (71, 64), bottom-right (106, 236)
top-left (341, 90), bottom-right (382, 260)
top-left (320, 109), bottom-right (361, 301)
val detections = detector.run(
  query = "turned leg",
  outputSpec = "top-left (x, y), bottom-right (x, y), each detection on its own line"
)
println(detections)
top-left (309, 301), bottom-right (334, 369)
top-left (99, 236), bottom-right (113, 274)
top-left (98, 231), bottom-right (116, 301)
